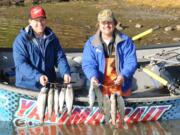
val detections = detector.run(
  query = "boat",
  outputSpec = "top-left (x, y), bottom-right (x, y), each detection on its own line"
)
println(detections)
top-left (1, 43), bottom-right (180, 127)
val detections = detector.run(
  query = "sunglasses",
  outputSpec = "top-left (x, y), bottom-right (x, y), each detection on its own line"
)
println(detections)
top-left (100, 21), bottom-right (114, 25)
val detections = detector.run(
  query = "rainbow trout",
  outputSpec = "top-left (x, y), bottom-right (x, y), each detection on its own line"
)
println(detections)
top-left (116, 94), bottom-right (125, 125)
top-left (59, 87), bottom-right (66, 114)
top-left (47, 86), bottom-right (54, 119)
top-left (37, 86), bottom-right (48, 124)
top-left (94, 84), bottom-right (103, 113)
top-left (110, 94), bottom-right (116, 125)
top-left (88, 81), bottom-right (95, 110)
top-left (65, 84), bottom-right (74, 116)
top-left (102, 95), bottom-right (111, 124)
top-left (54, 87), bottom-right (59, 116)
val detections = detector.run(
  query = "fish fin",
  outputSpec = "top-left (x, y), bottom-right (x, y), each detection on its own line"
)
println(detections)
top-left (67, 111), bottom-right (72, 117)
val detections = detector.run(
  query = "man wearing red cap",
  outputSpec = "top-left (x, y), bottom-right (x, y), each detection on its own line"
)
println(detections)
top-left (13, 6), bottom-right (71, 90)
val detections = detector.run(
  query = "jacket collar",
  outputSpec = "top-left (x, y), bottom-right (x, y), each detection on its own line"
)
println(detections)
top-left (92, 29), bottom-right (124, 47)
top-left (23, 25), bottom-right (55, 42)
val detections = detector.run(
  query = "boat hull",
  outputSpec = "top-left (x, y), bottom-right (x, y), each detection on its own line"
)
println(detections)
top-left (1, 44), bottom-right (180, 126)
top-left (1, 84), bottom-right (180, 127)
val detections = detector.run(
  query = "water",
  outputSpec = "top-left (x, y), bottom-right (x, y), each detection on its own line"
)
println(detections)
top-left (0, 18), bottom-right (22, 48)
top-left (1, 120), bottom-right (180, 135)
top-left (1, 1), bottom-right (179, 49)
top-left (0, 3), bottom-right (95, 49)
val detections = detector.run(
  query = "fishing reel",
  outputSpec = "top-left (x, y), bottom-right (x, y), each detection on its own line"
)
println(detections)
top-left (167, 83), bottom-right (180, 95)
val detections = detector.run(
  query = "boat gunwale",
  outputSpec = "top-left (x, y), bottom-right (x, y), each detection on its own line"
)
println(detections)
top-left (1, 83), bottom-right (180, 103)
top-left (0, 42), bottom-right (180, 52)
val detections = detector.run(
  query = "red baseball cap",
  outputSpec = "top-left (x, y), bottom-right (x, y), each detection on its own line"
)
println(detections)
top-left (30, 6), bottom-right (46, 19)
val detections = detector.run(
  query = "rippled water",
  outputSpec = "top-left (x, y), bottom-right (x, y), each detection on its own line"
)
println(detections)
top-left (0, 18), bottom-right (23, 48)
top-left (1, 120), bottom-right (180, 135)
top-left (0, 17), bottom-right (89, 48)
top-left (0, 3), bottom-right (95, 49)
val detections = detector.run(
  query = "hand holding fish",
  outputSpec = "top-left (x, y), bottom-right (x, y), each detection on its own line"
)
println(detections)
top-left (114, 75), bottom-right (124, 85)
top-left (64, 74), bottom-right (71, 83)
top-left (91, 76), bottom-right (99, 85)
top-left (37, 86), bottom-right (48, 124)
top-left (40, 75), bottom-right (48, 86)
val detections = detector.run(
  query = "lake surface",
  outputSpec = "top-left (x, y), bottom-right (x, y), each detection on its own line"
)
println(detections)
top-left (1, 120), bottom-right (180, 135)
top-left (0, 2), bottom-right (96, 49)
top-left (0, 1), bottom-right (179, 49)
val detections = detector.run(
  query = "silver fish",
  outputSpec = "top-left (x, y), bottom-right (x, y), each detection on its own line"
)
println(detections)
top-left (116, 94), bottom-right (125, 125)
top-left (94, 84), bottom-right (103, 113)
top-left (37, 87), bottom-right (48, 124)
top-left (59, 87), bottom-right (66, 114)
top-left (88, 81), bottom-right (95, 110)
top-left (65, 84), bottom-right (74, 116)
top-left (110, 94), bottom-right (116, 125)
top-left (47, 87), bottom-right (54, 119)
top-left (54, 87), bottom-right (59, 116)
top-left (102, 95), bottom-right (111, 124)
top-left (73, 56), bottom-right (82, 65)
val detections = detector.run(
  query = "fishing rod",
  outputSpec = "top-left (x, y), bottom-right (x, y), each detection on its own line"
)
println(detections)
top-left (132, 24), bottom-right (176, 41)
top-left (40, 82), bottom-right (76, 93)
top-left (142, 67), bottom-right (180, 95)
top-left (47, 82), bottom-right (75, 87)
top-left (132, 25), bottom-right (160, 41)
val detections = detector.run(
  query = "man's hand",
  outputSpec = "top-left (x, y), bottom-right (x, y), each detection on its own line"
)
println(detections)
top-left (91, 76), bottom-right (99, 85)
top-left (40, 75), bottom-right (48, 86)
top-left (64, 74), bottom-right (71, 83)
top-left (114, 75), bottom-right (124, 85)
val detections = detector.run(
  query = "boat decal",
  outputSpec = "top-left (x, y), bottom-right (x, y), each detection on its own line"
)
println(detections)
top-left (15, 98), bottom-right (36, 117)
top-left (125, 106), bottom-right (148, 123)
top-left (125, 105), bottom-right (171, 123)
top-left (0, 95), bottom-right (8, 107)
top-left (13, 98), bottom-right (172, 126)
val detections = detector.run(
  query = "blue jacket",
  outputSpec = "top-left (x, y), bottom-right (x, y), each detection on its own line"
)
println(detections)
top-left (82, 30), bottom-right (137, 92)
top-left (13, 26), bottom-right (70, 91)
